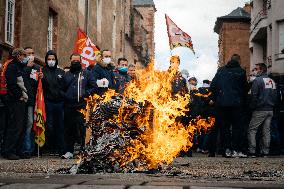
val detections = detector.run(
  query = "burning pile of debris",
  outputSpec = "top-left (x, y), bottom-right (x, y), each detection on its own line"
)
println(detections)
top-left (70, 63), bottom-right (215, 174)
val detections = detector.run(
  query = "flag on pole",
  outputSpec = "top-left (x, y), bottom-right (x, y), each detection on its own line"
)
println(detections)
top-left (74, 29), bottom-right (100, 68)
top-left (165, 14), bottom-right (195, 54)
top-left (33, 71), bottom-right (46, 147)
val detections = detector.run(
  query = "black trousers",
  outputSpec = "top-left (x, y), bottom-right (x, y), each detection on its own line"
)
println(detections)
top-left (64, 107), bottom-right (86, 153)
top-left (217, 106), bottom-right (244, 152)
top-left (0, 106), bottom-right (8, 154)
top-left (3, 101), bottom-right (26, 155)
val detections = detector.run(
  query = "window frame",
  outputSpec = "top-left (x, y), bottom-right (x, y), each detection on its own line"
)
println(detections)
top-left (4, 0), bottom-right (15, 46)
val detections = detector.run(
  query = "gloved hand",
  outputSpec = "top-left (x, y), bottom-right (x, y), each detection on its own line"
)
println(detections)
top-left (96, 78), bottom-right (109, 88)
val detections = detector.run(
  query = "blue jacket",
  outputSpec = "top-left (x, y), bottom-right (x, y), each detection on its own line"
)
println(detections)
top-left (210, 60), bottom-right (248, 107)
top-left (63, 69), bottom-right (98, 108)
top-left (92, 63), bottom-right (116, 95)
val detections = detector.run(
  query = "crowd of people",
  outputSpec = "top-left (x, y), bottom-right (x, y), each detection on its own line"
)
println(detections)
top-left (0, 47), bottom-right (283, 161)
top-left (0, 47), bottom-right (135, 160)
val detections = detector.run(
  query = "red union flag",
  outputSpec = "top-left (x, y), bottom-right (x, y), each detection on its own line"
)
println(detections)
top-left (33, 74), bottom-right (46, 147)
top-left (74, 29), bottom-right (100, 68)
top-left (165, 14), bottom-right (195, 54)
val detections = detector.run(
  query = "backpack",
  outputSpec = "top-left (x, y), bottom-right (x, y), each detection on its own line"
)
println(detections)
top-left (0, 59), bottom-right (13, 95)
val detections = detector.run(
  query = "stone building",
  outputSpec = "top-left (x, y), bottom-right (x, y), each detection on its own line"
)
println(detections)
top-left (250, 0), bottom-right (284, 78)
top-left (133, 0), bottom-right (156, 59)
top-left (0, 0), bottom-right (155, 68)
top-left (214, 4), bottom-right (251, 75)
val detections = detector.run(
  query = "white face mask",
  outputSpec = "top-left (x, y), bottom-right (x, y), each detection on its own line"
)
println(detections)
top-left (47, 60), bottom-right (56, 67)
top-left (103, 57), bottom-right (111, 64)
top-left (28, 55), bottom-right (34, 62)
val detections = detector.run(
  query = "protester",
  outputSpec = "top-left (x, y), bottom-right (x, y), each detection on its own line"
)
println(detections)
top-left (210, 54), bottom-right (248, 158)
top-left (128, 64), bottom-right (136, 80)
top-left (0, 62), bottom-right (7, 155)
top-left (62, 53), bottom-right (98, 159)
top-left (2, 48), bottom-right (29, 160)
top-left (247, 63), bottom-right (277, 157)
top-left (20, 47), bottom-right (42, 158)
top-left (42, 50), bottom-right (65, 156)
top-left (92, 50), bottom-right (116, 95)
top-left (169, 55), bottom-right (188, 96)
top-left (114, 58), bottom-right (131, 94)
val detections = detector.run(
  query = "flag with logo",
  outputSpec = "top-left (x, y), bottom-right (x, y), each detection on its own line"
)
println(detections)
top-left (74, 29), bottom-right (100, 68)
top-left (33, 72), bottom-right (46, 147)
top-left (165, 14), bottom-right (195, 54)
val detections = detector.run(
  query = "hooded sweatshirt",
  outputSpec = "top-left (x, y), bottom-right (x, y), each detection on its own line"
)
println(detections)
top-left (42, 50), bottom-right (65, 102)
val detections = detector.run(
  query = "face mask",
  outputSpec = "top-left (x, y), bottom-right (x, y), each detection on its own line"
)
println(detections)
top-left (70, 61), bottom-right (82, 72)
top-left (47, 60), bottom-right (56, 67)
top-left (28, 55), bottom-right (34, 62)
top-left (21, 57), bottom-right (29, 65)
top-left (118, 67), bottom-right (128, 73)
top-left (103, 57), bottom-right (111, 65)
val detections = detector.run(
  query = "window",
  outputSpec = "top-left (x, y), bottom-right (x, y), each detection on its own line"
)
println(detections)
top-left (279, 21), bottom-right (284, 58)
top-left (47, 12), bottom-right (53, 51)
top-left (5, 0), bottom-right (15, 45)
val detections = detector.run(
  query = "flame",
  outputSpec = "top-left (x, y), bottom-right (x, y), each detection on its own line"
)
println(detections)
top-left (82, 61), bottom-right (215, 170)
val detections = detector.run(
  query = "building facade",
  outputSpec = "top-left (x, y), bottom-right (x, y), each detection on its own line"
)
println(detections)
top-left (250, 0), bottom-right (284, 78)
top-left (214, 5), bottom-right (251, 75)
top-left (0, 0), bottom-right (156, 68)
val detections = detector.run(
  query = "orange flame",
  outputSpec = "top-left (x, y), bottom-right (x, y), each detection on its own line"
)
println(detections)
top-left (82, 61), bottom-right (215, 170)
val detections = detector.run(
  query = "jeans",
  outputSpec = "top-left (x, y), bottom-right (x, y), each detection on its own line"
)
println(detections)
top-left (248, 111), bottom-right (273, 155)
top-left (45, 100), bottom-right (64, 154)
top-left (21, 106), bottom-right (35, 154)
top-left (3, 101), bottom-right (26, 155)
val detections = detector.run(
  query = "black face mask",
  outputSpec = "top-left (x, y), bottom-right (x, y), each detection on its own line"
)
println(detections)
top-left (70, 61), bottom-right (82, 73)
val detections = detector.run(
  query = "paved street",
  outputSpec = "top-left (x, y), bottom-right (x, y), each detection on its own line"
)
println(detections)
top-left (0, 154), bottom-right (283, 188)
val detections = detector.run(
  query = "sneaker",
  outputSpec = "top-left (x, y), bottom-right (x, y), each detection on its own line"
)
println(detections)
top-left (61, 152), bottom-right (73, 159)
top-left (223, 149), bottom-right (231, 158)
top-left (19, 153), bottom-right (31, 159)
top-left (237, 152), bottom-right (247, 158)
top-left (196, 148), bottom-right (202, 153)
top-left (231, 150), bottom-right (239, 158)
top-left (208, 153), bottom-right (215, 157)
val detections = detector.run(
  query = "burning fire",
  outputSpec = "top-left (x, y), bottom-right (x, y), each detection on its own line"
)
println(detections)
top-left (79, 62), bottom-right (215, 172)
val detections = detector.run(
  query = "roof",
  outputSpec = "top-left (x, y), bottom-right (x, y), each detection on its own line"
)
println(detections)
top-left (214, 7), bottom-right (251, 34)
top-left (133, 0), bottom-right (156, 10)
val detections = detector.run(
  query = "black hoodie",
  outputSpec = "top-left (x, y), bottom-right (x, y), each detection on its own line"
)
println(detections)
top-left (42, 50), bottom-right (65, 102)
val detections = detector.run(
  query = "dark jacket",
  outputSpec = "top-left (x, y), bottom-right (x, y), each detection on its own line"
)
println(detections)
top-left (5, 58), bottom-right (27, 102)
top-left (210, 60), bottom-right (248, 107)
top-left (171, 73), bottom-right (188, 96)
top-left (23, 64), bottom-right (40, 106)
top-left (42, 50), bottom-right (65, 103)
top-left (92, 63), bottom-right (116, 95)
top-left (63, 69), bottom-right (98, 108)
top-left (250, 73), bottom-right (277, 111)
top-left (113, 69), bottom-right (131, 94)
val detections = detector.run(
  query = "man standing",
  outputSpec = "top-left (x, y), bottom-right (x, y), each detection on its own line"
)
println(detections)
top-left (210, 54), bottom-right (248, 158)
top-left (62, 53), bottom-right (97, 159)
top-left (3, 48), bottom-right (29, 160)
top-left (21, 47), bottom-right (41, 158)
top-left (92, 50), bottom-right (116, 95)
top-left (114, 58), bottom-right (131, 94)
top-left (248, 63), bottom-right (277, 157)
